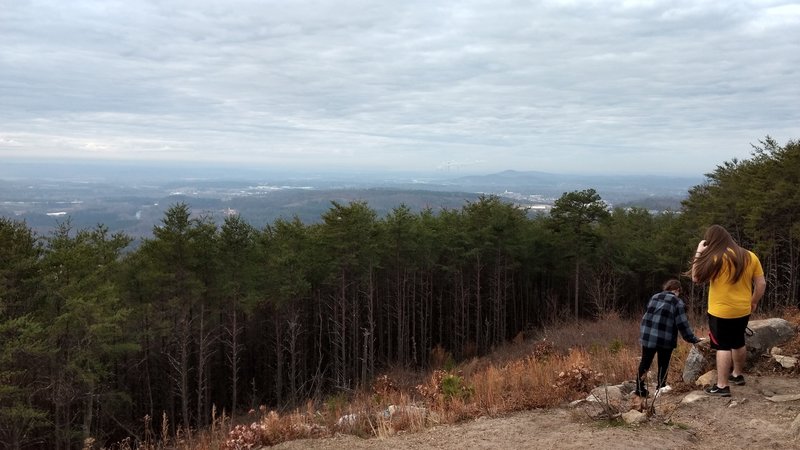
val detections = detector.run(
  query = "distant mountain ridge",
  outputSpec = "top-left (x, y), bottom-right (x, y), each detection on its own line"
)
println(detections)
top-left (448, 170), bottom-right (702, 202)
top-left (454, 169), bottom-right (701, 186)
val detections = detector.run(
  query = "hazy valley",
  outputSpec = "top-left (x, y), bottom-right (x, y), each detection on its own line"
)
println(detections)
top-left (0, 163), bottom-right (701, 239)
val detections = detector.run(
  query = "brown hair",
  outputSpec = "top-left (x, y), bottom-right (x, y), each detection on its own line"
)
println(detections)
top-left (662, 279), bottom-right (681, 292)
top-left (692, 225), bottom-right (751, 284)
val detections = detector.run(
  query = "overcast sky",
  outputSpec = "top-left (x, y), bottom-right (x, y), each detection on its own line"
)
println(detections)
top-left (1, 0), bottom-right (799, 176)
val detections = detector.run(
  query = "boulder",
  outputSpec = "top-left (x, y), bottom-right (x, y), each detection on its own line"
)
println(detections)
top-left (587, 385), bottom-right (625, 408)
top-left (746, 318), bottom-right (796, 359)
top-left (682, 342), bottom-right (711, 383)
top-left (682, 318), bottom-right (796, 382)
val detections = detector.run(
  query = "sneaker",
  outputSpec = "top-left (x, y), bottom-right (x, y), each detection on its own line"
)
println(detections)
top-left (656, 385), bottom-right (673, 395)
top-left (705, 385), bottom-right (731, 397)
top-left (728, 374), bottom-right (746, 386)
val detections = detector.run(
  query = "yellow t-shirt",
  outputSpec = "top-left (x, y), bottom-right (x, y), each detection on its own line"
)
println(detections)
top-left (708, 250), bottom-right (764, 318)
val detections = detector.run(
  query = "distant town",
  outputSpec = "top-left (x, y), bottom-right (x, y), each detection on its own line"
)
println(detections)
top-left (0, 162), bottom-right (702, 240)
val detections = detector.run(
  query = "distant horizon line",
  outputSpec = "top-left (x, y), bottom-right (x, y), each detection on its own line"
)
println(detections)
top-left (0, 157), bottom-right (706, 180)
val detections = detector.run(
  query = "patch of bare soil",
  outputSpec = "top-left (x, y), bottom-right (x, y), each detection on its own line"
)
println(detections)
top-left (273, 375), bottom-right (800, 449)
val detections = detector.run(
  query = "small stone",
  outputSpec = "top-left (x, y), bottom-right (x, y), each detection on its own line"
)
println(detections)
top-left (696, 370), bottom-right (717, 387)
top-left (767, 394), bottom-right (800, 403)
top-left (681, 391), bottom-right (709, 405)
top-left (773, 355), bottom-right (798, 369)
top-left (622, 409), bottom-right (647, 424)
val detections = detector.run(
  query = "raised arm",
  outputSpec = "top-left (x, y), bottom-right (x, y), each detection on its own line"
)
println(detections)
top-left (691, 240), bottom-right (707, 283)
top-left (675, 300), bottom-right (700, 344)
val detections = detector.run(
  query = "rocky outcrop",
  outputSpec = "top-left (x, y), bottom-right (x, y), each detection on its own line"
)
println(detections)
top-left (682, 318), bottom-right (797, 384)
top-left (746, 318), bottom-right (796, 362)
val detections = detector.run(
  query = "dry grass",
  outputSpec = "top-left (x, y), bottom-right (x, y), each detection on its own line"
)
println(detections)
top-left (107, 312), bottom-right (764, 449)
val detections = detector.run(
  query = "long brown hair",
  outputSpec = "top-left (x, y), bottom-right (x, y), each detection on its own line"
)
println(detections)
top-left (693, 224), bottom-right (751, 283)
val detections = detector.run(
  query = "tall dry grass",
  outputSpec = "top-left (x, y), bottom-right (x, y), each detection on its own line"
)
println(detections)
top-left (103, 312), bottom-right (717, 449)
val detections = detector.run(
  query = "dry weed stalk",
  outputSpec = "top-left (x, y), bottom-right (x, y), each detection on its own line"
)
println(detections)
top-left (116, 315), bottom-right (680, 449)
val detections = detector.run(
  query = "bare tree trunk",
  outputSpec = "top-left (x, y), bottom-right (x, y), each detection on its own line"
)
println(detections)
top-left (196, 304), bottom-right (215, 427)
top-left (329, 269), bottom-right (348, 389)
top-left (361, 327), bottom-right (369, 387)
top-left (574, 260), bottom-right (580, 319)
top-left (83, 383), bottom-right (95, 444)
top-left (368, 268), bottom-right (375, 380)
top-left (394, 267), bottom-right (403, 364)
top-left (458, 270), bottom-right (467, 358)
top-left (273, 316), bottom-right (284, 406)
top-left (475, 255), bottom-right (483, 353)
top-left (224, 301), bottom-right (242, 417)
top-left (411, 271), bottom-right (417, 365)
top-left (419, 271), bottom-right (431, 365)
top-left (791, 233), bottom-right (799, 307)
top-left (287, 313), bottom-right (300, 405)
top-left (587, 264), bottom-right (617, 317)
top-left (167, 314), bottom-right (192, 433)
top-left (313, 290), bottom-right (325, 401)
top-left (350, 284), bottom-right (359, 387)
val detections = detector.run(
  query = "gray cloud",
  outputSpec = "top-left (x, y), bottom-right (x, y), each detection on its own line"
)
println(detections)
top-left (1, 0), bottom-right (799, 175)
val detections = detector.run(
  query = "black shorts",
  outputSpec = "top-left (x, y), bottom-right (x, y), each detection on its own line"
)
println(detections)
top-left (708, 313), bottom-right (749, 350)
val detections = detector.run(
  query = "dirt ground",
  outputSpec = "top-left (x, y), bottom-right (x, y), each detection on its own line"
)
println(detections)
top-left (273, 374), bottom-right (800, 450)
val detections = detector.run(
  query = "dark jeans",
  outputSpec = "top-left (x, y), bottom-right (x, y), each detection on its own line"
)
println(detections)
top-left (638, 347), bottom-right (674, 389)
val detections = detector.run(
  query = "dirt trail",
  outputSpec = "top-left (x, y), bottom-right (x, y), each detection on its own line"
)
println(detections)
top-left (274, 375), bottom-right (800, 449)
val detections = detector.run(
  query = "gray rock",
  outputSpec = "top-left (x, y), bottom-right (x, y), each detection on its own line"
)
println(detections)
top-left (619, 380), bottom-right (636, 395)
top-left (683, 344), bottom-right (710, 383)
top-left (746, 318), bottom-right (796, 357)
top-left (587, 385), bottom-right (625, 408)
top-left (622, 409), bottom-right (647, 424)
top-left (682, 318), bottom-right (796, 380)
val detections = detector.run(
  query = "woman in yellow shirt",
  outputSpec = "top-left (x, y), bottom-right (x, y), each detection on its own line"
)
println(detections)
top-left (691, 225), bottom-right (766, 397)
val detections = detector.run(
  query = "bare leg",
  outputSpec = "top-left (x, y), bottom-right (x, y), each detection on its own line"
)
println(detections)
top-left (731, 346), bottom-right (747, 377)
top-left (716, 350), bottom-right (732, 388)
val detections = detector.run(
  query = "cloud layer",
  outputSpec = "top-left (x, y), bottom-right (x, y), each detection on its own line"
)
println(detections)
top-left (2, 0), bottom-right (799, 175)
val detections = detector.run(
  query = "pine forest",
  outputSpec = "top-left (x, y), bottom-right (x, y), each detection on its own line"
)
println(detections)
top-left (1, 137), bottom-right (799, 449)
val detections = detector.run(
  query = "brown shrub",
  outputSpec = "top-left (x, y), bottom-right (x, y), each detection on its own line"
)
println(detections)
top-left (221, 410), bottom-right (329, 449)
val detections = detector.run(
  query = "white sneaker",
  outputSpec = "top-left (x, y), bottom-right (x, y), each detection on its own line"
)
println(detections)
top-left (657, 385), bottom-right (673, 395)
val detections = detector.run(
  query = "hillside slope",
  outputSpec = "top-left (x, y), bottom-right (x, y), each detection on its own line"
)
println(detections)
top-left (274, 374), bottom-right (800, 449)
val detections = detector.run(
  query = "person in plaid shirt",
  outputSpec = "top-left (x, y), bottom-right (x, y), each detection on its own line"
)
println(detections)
top-left (635, 279), bottom-right (702, 397)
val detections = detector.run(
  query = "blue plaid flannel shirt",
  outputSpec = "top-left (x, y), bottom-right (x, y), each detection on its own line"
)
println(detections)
top-left (640, 291), bottom-right (699, 349)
